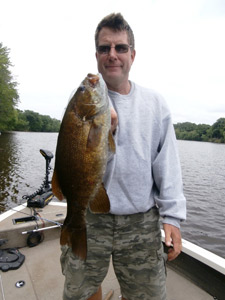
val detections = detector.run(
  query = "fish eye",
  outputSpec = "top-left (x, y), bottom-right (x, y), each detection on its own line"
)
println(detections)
top-left (79, 86), bottom-right (86, 93)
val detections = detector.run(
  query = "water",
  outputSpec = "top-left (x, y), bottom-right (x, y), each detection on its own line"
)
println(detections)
top-left (0, 132), bottom-right (58, 211)
top-left (178, 140), bottom-right (225, 258)
top-left (0, 132), bottom-right (225, 259)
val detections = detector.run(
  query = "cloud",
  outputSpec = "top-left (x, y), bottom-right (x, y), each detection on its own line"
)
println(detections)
top-left (1, 0), bottom-right (225, 125)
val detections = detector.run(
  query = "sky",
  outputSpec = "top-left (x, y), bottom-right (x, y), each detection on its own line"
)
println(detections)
top-left (1, 0), bottom-right (225, 125)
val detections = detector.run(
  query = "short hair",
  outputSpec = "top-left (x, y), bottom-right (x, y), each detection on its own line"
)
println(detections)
top-left (95, 13), bottom-right (135, 50)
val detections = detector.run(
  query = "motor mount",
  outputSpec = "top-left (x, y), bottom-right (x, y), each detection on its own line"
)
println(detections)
top-left (25, 149), bottom-right (54, 208)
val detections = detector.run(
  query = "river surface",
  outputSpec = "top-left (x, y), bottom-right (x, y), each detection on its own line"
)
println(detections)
top-left (0, 132), bottom-right (225, 259)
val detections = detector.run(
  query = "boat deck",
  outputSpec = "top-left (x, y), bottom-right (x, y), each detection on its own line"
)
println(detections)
top-left (0, 203), bottom-right (214, 300)
top-left (0, 238), bottom-right (213, 300)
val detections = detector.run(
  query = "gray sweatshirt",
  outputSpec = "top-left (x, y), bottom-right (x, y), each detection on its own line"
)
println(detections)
top-left (103, 81), bottom-right (186, 228)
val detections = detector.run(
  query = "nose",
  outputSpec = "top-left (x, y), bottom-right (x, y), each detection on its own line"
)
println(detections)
top-left (108, 47), bottom-right (117, 59)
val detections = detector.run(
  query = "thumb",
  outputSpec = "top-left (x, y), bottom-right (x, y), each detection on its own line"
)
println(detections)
top-left (110, 108), bottom-right (118, 133)
top-left (164, 224), bottom-right (172, 247)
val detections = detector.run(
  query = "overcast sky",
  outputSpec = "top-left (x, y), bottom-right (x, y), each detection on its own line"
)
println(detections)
top-left (1, 0), bottom-right (225, 125)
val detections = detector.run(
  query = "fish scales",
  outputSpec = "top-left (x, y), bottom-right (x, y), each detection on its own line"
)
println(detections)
top-left (52, 73), bottom-right (115, 260)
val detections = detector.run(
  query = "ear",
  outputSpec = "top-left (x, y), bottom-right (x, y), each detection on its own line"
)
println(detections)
top-left (131, 49), bottom-right (136, 63)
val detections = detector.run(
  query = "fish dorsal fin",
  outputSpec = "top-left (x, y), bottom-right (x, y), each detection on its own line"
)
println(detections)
top-left (52, 169), bottom-right (65, 201)
top-left (89, 183), bottom-right (110, 214)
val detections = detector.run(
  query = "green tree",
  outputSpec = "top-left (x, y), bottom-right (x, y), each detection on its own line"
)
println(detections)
top-left (174, 122), bottom-right (197, 133)
top-left (174, 120), bottom-right (225, 143)
top-left (14, 109), bottom-right (30, 131)
top-left (0, 42), bottom-right (19, 131)
top-left (23, 110), bottom-right (43, 132)
top-left (41, 115), bottom-right (61, 132)
top-left (211, 118), bottom-right (225, 142)
top-left (197, 124), bottom-right (211, 137)
top-left (13, 109), bottom-right (61, 132)
top-left (50, 118), bottom-right (61, 132)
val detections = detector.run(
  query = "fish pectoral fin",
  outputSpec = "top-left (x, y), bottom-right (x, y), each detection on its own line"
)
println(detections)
top-left (108, 131), bottom-right (116, 153)
top-left (87, 121), bottom-right (102, 149)
top-left (60, 225), bottom-right (87, 261)
top-left (52, 169), bottom-right (65, 201)
top-left (89, 183), bottom-right (110, 214)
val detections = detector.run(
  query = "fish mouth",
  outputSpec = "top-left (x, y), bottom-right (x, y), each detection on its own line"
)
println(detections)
top-left (74, 73), bottom-right (109, 121)
top-left (87, 73), bottom-right (99, 87)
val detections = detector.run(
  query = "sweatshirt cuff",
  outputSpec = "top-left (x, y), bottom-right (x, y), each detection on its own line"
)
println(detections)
top-left (162, 216), bottom-right (181, 228)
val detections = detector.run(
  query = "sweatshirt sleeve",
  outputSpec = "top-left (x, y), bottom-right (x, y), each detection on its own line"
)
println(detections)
top-left (152, 98), bottom-right (186, 228)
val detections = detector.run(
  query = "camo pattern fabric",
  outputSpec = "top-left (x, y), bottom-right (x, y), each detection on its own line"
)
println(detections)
top-left (60, 207), bottom-right (167, 300)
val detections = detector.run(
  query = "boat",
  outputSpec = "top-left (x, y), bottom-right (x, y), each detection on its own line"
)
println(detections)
top-left (1, 201), bottom-right (225, 300)
top-left (1, 149), bottom-right (225, 299)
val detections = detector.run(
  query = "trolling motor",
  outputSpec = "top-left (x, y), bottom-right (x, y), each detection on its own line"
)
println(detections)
top-left (25, 149), bottom-right (54, 208)
top-left (0, 150), bottom-right (56, 272)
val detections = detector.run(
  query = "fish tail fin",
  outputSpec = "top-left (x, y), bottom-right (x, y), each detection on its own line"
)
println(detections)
top-left (60, 226), bottom-right (70, 245)
top-left (89, 183), bottom-right (110, 214)
top-left (72, 228), bottom-right (87, 260)
top-left (60, 226), bottom-right (87, 260)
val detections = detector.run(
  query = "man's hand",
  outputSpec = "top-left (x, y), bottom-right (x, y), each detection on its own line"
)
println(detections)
top-left (110, 107), bottom-right (118, 134)
top-left (163, 223), bottom-right (182, 261)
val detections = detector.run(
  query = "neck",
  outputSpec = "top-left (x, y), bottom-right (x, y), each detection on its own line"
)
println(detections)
top-left (106, 80), bottom-right (131, 95)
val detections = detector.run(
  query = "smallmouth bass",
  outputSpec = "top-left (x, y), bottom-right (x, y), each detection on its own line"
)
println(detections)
top-left (52, 73), bottom-right (115, 260)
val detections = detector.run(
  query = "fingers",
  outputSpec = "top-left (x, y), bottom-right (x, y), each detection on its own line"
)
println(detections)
top-left (167, 242), bottom-right (182, 261)
top-left (110, 107), bottom-right (118, 134)
top-left (164, 225), bottom-right (172, 247)
top-left (163, 223), bottom-right (182, 261)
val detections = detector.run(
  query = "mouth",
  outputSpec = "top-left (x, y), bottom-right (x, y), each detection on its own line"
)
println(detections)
top-left (105, 65), bottom-right (121, 70)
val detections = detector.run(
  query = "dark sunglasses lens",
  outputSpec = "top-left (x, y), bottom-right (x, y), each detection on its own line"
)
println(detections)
top-left (115, 44), bottom-right (129, 53)
top-left (98, 45), bottom-right (110, 54)
top-left (97, 44), bottom-right (130, 54)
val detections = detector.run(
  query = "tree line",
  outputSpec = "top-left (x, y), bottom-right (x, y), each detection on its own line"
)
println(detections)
top-left (1, 107), bottom-right (61, 133)
top-left (0, 42), bottom-right (60, 132)
top-left (174, 118), bottom-right (225, 143)
top-left (1, 42), bottom-right (225, 141)
top-left (0, 42), bottom-right (19, 132)
top-left (12, 109), bottom-right (61, 132)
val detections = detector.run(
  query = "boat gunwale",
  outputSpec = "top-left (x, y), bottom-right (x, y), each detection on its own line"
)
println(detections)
top-left (161, 230), bottom-right (225, 275)
top-left (1, 202), bottom-right (225, 276)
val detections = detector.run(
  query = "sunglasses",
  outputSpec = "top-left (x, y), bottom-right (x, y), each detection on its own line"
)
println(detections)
top-left (97, 44), bottom-right (132, 54)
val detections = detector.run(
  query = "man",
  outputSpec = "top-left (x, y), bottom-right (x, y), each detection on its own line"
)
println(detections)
top-left (61, 13), bottom-right (186, 300)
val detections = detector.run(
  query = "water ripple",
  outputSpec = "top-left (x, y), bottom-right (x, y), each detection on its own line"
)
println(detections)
top-left (178, 140), bottom-right (225, 258)
top-left (0, 134), bottom-right (225, 259)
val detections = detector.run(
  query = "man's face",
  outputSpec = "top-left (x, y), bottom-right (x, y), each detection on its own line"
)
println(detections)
top-left (95, 27), bottom-right (135, 92)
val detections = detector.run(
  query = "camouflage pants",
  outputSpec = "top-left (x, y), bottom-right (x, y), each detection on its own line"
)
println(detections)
top-left (60, 207), bottom-right (167, 300)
